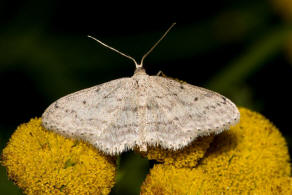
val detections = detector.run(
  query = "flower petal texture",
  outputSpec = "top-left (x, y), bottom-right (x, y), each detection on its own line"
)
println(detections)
top-left (137, 135), bottom-right (214, 168)
top-left (140, 108), bottom-right (291, 194)
top-left (1, 118), bottom-right (116, 195)
top-left (253, 177), bottom-right (292, 194)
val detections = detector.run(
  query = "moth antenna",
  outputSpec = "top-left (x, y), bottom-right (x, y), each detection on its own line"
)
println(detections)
top-left (88, 22), bottom-right (176, 69)
top-left (139, 23), bottom-right (176, 68)
top-left (88, 35), bottom-right (139, 68)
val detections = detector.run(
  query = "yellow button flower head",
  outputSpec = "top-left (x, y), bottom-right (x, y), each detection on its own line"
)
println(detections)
top-left (137, 135), bottom-right (214, 168)
top-left (253, 177), bottom-right (292, 194)
top-left (271, 0), bottom-right (292, 21)
top-left (140, 108), bottom-right (291, 194)
top-left (1, 118), bottom-right (116, 195)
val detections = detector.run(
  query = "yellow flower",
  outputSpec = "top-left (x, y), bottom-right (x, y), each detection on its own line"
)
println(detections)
top-left (2, 108), bottom-right (291, 194)
top-left (1, 118), bottom-right (116, 195)
top-left (271, 0), bottom-right (292, 22)
top-left (253, 177), bottom-right (292, 194)
top-left (140, 108), bottom-right (291, 194)
top-left (137, 135), bottom-right (214, 168)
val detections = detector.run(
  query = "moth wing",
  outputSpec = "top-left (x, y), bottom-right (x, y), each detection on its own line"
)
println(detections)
top-left (42, 77), bottom-right (140, 154)
top-left (142, 76), bottom-right (240, 149)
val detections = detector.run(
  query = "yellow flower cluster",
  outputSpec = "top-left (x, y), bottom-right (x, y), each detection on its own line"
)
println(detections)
top-left (137, 135), bottom-right (214, 168)
top-left (1, 118), bottom-right (116, 195)
top-left (271, 0), bottom-right (292, 21)
top-left (140, 108), bottom-right (292, 194)
top-left (1, 108), bottom-right (291, 194)
top-left (253, 177), bottom-right (292, 194)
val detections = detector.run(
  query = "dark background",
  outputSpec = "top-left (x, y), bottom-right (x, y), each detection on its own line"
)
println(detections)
top-left (0, 0), bottom-right (292, 194)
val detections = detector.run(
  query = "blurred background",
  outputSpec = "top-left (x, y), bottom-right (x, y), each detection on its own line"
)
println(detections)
top-left (0, 0), bottom-right (292, 194)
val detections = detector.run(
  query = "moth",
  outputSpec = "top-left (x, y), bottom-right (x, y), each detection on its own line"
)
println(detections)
top-left (42, 23), bottom-right (240, 155)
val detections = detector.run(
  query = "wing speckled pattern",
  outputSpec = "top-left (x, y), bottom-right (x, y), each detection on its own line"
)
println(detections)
top-left (42, 68), bottom-right (240, 155)
top-left (143, 75), bottom-right (240, 150)
top-left (42, 77), bottom-right (140, 154)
